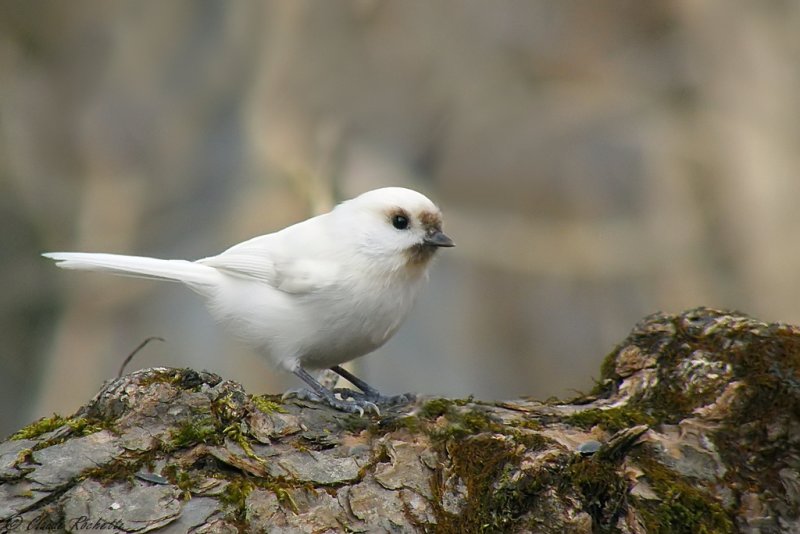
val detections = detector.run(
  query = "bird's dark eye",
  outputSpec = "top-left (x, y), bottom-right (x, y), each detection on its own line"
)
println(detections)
top-left (392, 214), bottom-right (410, 230)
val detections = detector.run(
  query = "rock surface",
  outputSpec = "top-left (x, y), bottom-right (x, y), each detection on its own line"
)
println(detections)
top-left (2, 308), bottom-right (798, 533)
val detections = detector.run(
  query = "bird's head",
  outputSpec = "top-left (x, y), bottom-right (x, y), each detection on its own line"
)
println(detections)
top-left (334, 187), bottom-right (454, 273)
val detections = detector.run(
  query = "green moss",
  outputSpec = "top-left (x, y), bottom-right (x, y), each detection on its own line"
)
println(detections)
top-left (81, 453), bottom-right (156, 484)
top-left (501, 419), bottom-right (550, 451)
top-left (219, 477), bottom-right (255, 523)
top-left (599, 350), bottom-right (619, 383)
top-left (429, 407), bottom-right (504, 442)
top-left (606, 309), bottom-right (800, 495)
top-left (10, 413), bottom-right (111, 449)
top-left (251, 395), bottom-right (286, 414)
top-left (646, 386), bottom-right (702, 424)
top-left (271, 485), bottom-right (300, 514)
top-left (82, 460), bottom-right (136, 484)
top-left (367, 414), bottom-right (423, 436)
top-left (368, 399), bottom-right (494, 438)
top-left (291, 441), bottom-right (311, 454)
top-left (591, 351), bottom-right (621, 397)
top-left (174, 471), bottom-right (194, 500)
top-left (461, 409), bottom-right (502, 433)
top-left (164, 417), bottom-right (220, 452)
top-left (137, 369), bottom-right (186, 389)
top-left (510, 431), bottom-right (550, 452)
top-left (10, 413), bottom-right (107, 441)
top-left (566, 407), bottom-right (655, 433)
top-left (430, 434), bottom-right (529, 532)
top-left (223, 423), bottom-right (264, 462)
top-left (390, 398), bottom-right (557, 532)
top-left (634, 452), bottom-right (733, 534)
top-left (10, 414), bottom-right (69, 440)
top-left (160, 464), bottom-right (196, 500)
top-left (219, 475), bottom-right (301, 524)
top-left (713, 325), bottom-right (800, 491)
top-left (508, 418), bottom-right (542, 431)
top-left (564, 457), bottom-right (627, 532)
top-left (338, 414), bottom-right (372, 434)
top-left (419, 398), bottom-right (457, 419)
top-left (14, 447), bottom-right (33, 467)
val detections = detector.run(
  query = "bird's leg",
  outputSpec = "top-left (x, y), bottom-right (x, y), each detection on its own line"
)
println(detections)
top-left (330, 365), bottom-right (415, 406)
top-left (288, 367), bottom-right (379, 416)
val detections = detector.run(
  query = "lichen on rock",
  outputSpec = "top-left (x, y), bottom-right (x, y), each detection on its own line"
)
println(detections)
top-left (1, 308), bottom-right (798, 532)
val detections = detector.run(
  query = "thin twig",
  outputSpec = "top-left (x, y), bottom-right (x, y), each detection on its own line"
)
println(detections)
top-left (117, 336), bottom-right (165, 379)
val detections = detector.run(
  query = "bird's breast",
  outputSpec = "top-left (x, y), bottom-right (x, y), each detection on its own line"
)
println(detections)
top-left (206, 264), bottom-right (427, 370)
top-left (296, 271), bottom-right (426, 367)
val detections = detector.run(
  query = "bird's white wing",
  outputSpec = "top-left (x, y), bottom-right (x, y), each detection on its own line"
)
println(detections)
top-left (198, 254), bottom-right (338, 294)
top-left (197, 253), bottom-right (279, 284)
top-left (196, 232), bottom-right (340, 294)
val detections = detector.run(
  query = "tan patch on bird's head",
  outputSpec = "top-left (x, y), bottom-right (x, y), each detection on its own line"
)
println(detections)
top-left (404, 210), bottom-right (445, 268)
top-left (419, 210), bottom-right (443, 231)
top-left (405, 243), bottom-right (436, 267)
top-left (405, 242), bottom-right (438, 267)
top-left (380, 206), bottom-right (445, 268)
top-left (386, 206), bottom-right (411, 223)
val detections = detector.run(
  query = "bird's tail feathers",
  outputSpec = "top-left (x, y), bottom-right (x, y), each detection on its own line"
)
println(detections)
top-left (43, 252), bottom-right (221, 289)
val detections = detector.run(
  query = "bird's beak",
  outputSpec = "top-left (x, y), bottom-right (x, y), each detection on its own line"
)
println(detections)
top-left (423, 230), bottom-right (455, 247)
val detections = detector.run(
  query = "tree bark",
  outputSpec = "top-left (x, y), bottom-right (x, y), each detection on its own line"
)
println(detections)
top-left (2, 308), bottom-right (798, 533)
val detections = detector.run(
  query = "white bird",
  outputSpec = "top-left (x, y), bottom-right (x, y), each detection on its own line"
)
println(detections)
top-left (44, 187), bottom-right (454, 414)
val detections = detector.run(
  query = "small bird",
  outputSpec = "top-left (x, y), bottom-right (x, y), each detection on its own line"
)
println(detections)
top-left (44, 187), bottom-right (454, 414)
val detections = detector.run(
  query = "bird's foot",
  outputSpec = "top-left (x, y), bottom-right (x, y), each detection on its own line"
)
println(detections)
top-left (327, 396), bottom-right (380, 416)
top-left (327, 366), bottom-right (415, 406)
top-left (283, 388), bottom-right (380, 416)
top-left (282, 388), bottom-right (321, 403)
top-left (333, 388), bottom-right (416, 406)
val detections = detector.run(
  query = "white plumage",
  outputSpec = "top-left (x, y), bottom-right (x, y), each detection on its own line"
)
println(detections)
top-left (44, 187), bottom-right (454, 413)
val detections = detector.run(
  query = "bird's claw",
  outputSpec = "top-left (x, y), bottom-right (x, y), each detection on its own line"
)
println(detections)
top-left (283, 388), bottom-right (380, 416)
top-left (328, 397), bottom-right (380, 416)
top-left (333, 389), bottom-right (416, 406)
top-left (282, 388), bottom-right (321, 402)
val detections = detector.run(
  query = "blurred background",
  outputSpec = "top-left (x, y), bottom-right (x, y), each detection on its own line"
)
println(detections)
top-left (2, 1), bottom-right (800, 437)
